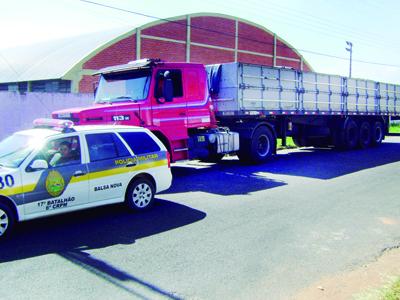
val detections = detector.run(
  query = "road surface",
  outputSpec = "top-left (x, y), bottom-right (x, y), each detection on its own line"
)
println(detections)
top-left (1, 137), bottom-right (400, 300)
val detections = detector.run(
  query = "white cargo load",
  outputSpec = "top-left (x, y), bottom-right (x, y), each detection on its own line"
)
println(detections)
top-left (207, 62), bottom-right (400, 117)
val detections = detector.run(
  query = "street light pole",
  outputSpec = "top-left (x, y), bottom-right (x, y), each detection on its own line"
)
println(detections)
top-left (346, 41), bottom-right (353, 78)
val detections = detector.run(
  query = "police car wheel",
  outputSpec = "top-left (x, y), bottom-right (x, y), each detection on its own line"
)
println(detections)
top-left (126, 178), bottom-right (155, 211)
top-left (0, 203), bottom-right (15, 239)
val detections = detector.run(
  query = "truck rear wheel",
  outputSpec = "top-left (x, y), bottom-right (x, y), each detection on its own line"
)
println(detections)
top-left (343, 119), bottom-right (359, 150)
top-left (238, 127), bottom-right (275, 164)
top-left (358, 121), bottom-right (371, 149)
top-left (371, 121), bottom-right (384, 146)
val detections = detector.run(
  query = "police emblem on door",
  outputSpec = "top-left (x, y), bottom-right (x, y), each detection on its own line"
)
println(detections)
top-left (45, 171), bottom-right (65, 197)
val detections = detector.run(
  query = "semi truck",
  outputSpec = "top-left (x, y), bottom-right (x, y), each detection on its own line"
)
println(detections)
top-left (52, 58), bottom-right (400, 163)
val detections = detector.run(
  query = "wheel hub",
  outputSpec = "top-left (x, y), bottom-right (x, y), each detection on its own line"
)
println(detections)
top-left (0, 208), bottom-right (9, 236)
top-left (257, 135), bottom-right (270, 157)
top-left (132, 183), bottom-right (152, 208)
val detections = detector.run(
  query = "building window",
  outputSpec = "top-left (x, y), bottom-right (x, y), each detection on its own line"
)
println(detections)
top-left (30, 80), bottom-right (71, 93)
top-left (18, 82), bottom-right (28, 93)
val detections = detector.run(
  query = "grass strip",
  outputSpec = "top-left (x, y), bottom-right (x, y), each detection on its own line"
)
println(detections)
top-left (389, 123), bottom-right (400, 133)
top-left (381, 277), bottom-right (400, 300)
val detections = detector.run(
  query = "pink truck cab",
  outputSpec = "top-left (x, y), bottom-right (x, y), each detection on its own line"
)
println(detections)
top-left (53, 59), bottom-right (239, 162)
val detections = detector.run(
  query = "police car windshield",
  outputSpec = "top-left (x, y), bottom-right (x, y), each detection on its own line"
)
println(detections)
top-left (0, 134), bottom-right (42, 168)
top-left (95, 69), bottom-right (151, 104)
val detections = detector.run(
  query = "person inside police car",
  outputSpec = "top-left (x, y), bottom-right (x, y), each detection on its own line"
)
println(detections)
top-left (50, 141), bottom-right (79, 166)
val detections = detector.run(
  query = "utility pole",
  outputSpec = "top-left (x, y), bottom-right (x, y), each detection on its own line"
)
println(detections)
top-left (346, 41), bottom-right (353, 78)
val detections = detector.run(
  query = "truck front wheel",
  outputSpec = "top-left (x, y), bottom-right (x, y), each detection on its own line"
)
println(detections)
top-left (238, 127), bottom-right (275, 164)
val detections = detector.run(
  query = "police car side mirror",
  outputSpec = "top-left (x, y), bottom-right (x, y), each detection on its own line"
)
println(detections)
top-left (31, 159), bottom-right (49, 170)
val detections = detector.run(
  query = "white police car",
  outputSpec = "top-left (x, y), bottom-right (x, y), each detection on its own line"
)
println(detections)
top-left (0, 119), bottom-right (172, 239)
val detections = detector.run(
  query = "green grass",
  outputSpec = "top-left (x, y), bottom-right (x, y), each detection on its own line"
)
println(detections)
top-left (381, 278), bottom-right (400, 300)
top-left (390, 123), bottom-right (400, 134)
top-left (277, 137), bottom-right (297, 150)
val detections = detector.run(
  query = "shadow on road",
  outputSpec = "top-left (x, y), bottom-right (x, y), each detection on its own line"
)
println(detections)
top-left (267, 140), bottom-right (400, 179)
top-left (0, 199), bottom-right (206, 263)
top-left (58, 250), bottom-right (183, 300)
top-left (168, 163), bottom-right (286, 195)
top-left (166, 140), bottom-right (400, 196)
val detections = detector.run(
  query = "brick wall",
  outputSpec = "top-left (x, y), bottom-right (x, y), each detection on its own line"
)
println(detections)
top-left (79, 75), bottom-right (99, 94)
top-left (79, 15), bottom-right (311, 93)
top-left (191, 16), bottom-right (236, 49)
top-left (238, 22), bottom-right (274, 53)
top-left (141, 39), bottom-right (186, 62)
top-left (142, 20), bottom-right (187, 41)
top-left (83, 35), bottom-right (136, 70)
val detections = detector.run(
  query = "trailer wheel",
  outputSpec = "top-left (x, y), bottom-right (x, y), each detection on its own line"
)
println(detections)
top-left (358, 121), bottom-right (371, 149)
top-left (239, 127), bottom-right (275, 164)
top-left (371, 121), bottom-right (384, 146)
top-left (343, 119), bottom-right (359, 150)
top-left (0, 202), bottom-right (15, 240)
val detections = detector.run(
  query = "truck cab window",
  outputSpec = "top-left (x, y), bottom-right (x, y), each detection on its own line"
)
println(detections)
top-left (154, 70), bottom-right (183, 100)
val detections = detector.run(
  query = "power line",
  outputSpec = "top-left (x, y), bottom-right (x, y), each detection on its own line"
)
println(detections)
top-left (80, 0), bottom-right (400, 69)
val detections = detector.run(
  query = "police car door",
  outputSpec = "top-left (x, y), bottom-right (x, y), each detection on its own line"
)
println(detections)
top-left (22, 135), bottom-right (89, 216)
top-left (85, 132), bottom-right (134, 203)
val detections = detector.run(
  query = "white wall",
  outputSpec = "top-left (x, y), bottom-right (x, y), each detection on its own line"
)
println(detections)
top-left (0, 92), bottom-right (93, 139)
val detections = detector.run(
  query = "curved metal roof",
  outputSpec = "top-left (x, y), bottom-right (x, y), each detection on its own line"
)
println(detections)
top-left (0, 13), bottom-right (312, 84)
top-left (0, 27), bottom-right (132, 83)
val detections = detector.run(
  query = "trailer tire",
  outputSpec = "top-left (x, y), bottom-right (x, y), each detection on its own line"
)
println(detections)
top-left (358, 121), bottom-right (371, 149)
top-left (239, 127), bottom-right (275, 164)
top-left (343, 119), bottom-right (359, 150)
top-left (371, 121), bottom-right (384, 146)
top-left (0, 202), bottom-right (15, 240)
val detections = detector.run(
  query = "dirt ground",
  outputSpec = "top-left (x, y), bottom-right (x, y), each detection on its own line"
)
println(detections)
top-left (294, 246), bottom-right (400, 300)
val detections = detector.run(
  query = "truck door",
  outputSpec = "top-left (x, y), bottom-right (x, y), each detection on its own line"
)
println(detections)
top-left (151, 69), bottom-right (188, 141)
top-left (184, 68), bottom-right (211, 128)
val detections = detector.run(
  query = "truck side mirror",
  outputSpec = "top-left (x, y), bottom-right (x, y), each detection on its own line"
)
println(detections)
top-left (163, 78), bottom-right (173, 102)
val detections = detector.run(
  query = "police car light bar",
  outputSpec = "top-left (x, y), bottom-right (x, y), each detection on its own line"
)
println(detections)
top-left (33, 118), bottom-right (75, 132)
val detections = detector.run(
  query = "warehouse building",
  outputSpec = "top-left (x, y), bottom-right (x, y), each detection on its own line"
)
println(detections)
top-left (0, 13), bottom-right (312, 94)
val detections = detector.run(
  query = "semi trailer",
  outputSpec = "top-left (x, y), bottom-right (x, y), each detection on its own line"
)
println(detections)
top-left (52, 59), bottom-right (400, 163)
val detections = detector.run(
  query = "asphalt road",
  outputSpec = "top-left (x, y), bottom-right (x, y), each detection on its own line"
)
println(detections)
top-left (1, 137), bottom-right (400, 300)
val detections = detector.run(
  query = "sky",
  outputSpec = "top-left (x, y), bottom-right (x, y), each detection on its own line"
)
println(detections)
top-left (1, 0), bottom-right (400, 83)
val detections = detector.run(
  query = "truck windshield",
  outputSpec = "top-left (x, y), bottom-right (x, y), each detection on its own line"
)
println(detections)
top-left (0, 134), bottom-right (42, 168)
top-left (95, 69), bottom-right (151, 104)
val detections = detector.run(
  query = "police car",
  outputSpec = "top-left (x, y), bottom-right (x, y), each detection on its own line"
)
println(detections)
top-left (0, 119), bottom-right (172, 239)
